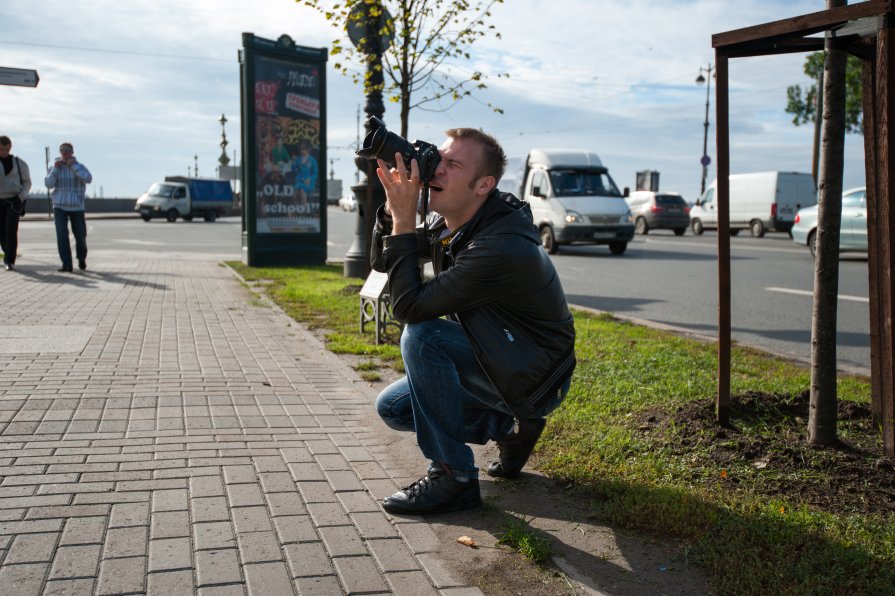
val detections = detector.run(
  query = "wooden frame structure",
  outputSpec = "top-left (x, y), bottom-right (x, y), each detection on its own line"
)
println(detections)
top-left (712, 0), bottom-right (895, 457)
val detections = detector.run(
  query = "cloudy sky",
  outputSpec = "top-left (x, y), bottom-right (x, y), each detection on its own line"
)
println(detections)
top-left (2, 0), bottom-right (867, 202)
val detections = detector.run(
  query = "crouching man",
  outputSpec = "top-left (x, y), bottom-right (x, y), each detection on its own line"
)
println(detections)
top-left (370, 126), bottom-right (576, 514)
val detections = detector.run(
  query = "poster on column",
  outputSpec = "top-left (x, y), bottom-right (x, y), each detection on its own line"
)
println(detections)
top-left (253, 53), bottom-right (322, 234)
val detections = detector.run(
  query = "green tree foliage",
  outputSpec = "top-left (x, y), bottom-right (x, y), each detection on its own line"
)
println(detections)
top-left (785, 51), bottom-right (863, 134)
top-left (299, 0), bottom-right (507, 137)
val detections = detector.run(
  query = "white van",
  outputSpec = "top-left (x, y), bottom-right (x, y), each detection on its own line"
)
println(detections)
top-left (511, 149), bottom-right (634, 255)
top-left (689, 171), bottom-right (816, 237)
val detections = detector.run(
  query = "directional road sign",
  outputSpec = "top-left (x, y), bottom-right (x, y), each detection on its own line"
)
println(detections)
top-left (0, 67), bottom-right (40, 88)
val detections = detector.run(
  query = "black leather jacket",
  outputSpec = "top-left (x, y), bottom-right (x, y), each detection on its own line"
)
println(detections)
top-left (371, 189), bottom-right (576, 419)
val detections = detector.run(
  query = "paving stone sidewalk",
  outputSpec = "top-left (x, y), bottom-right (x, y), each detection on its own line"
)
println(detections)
top-left (0, 256), bottom-right (479, 595)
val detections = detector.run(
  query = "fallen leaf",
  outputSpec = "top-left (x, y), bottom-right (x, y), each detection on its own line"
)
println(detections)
top-left (457, 536), bottom-right (477, 548)
top-left (720, 469), bottom-right (728, 479)
top-left (752, 459), bottom-right (769, 469)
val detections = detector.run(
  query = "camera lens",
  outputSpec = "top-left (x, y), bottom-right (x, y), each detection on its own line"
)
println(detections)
top-left (356, 117), bottom-right (441, 182)
top-left (357, 121), bottom-right (390, 160)
top-left (357, 117), bottom-right (416, 168)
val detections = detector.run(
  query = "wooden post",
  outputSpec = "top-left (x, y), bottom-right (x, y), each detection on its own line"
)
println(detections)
top-left (716, 53), bottom-right (731, 426)
top-left (862, 50), bottom-right (882, 426)
top-left (870, 26), bottom-right (895, 458)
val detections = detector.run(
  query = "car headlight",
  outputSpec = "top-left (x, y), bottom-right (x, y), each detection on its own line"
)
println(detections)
top-left (564, 210), bottom-right (583, 223)
top-left (621, 209), bottom-right (632, 224)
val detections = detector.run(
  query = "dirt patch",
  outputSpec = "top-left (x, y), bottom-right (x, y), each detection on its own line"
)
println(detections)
top-left (637, 390), bottom-right (895, 516)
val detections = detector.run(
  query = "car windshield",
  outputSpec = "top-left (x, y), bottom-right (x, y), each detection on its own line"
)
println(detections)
top-left (148, 183), bottom-right (177, 198)
top-left (549, 169), bottom-right (622, 197)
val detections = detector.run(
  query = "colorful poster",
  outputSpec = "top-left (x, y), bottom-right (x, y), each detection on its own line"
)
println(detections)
top-left (253, 53), bottom-right (323, 234)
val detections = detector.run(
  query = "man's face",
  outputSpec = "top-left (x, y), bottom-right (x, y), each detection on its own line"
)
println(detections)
top-left (427, 137), bottom-right (484, 219)
top-left (60, 146), bottom-right (73, 159)
top-left (0, 144), bottom-right (10, 159)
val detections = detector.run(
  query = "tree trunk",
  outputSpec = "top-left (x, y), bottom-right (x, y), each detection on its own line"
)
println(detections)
top-left (400, 85), bottom-right (410, 139)
top-left (809, 0), bottom-right (848, 446)
top-left (812, 69), bottom-right (824, 189)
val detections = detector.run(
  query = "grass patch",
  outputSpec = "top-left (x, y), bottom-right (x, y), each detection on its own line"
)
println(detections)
top-left (226, 262), bottom-right (893, 594)
top-left (497, 515), bottom-right (553, 564)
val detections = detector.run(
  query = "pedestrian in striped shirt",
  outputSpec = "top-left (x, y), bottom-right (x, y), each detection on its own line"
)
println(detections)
top-left (45, 142), bottom-right (92, 272)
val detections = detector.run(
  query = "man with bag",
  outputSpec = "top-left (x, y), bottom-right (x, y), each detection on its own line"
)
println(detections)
top-left (0, 135), bottom-right (32, 271)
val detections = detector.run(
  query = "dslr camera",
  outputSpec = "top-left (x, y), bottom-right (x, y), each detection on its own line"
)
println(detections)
top-left (356, 117), bottom-right (441, 182)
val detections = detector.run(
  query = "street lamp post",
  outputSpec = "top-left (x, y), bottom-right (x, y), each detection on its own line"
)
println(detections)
top-left (342, 1), bottom-right (393, 279)
top-left (696, 63), bottom-right (713, 196)
top-left (218, 113), bottom-right (230, 169)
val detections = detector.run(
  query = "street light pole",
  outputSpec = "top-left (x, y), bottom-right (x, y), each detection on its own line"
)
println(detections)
top-left (343, 1), bottom-right (392, 279)
top-left (696, 63), bottom-right (713, 196)
top-left (218, 113), bottom-right (230, 168)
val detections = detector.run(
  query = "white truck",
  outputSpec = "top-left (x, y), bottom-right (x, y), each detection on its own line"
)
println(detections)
top-left (135, 176), bottom-right (234, 222)
top-left (503, 149), bottom-right (634, 255)
top-left (689, 171), bottom-right (816, 237)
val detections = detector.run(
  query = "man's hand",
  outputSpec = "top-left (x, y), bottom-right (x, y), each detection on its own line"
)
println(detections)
top-left (376, 153), bottom-right (421, 235)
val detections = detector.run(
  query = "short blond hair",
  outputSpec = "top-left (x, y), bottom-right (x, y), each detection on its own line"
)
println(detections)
top-left (445, 128), bottom-right (507, 183)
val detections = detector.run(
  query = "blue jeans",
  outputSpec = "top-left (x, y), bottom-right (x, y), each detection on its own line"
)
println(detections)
top-left (54, 208), bottom-right (87, 269)
top-left (376, 318), bottom-right (569, 478)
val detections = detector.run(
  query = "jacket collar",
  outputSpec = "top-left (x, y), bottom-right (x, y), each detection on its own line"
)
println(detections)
top-left (426, 188), bottom-right (538, 250)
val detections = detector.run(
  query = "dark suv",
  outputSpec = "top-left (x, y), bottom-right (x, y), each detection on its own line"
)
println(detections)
top-left (625, 191), bottom-right (690, 236)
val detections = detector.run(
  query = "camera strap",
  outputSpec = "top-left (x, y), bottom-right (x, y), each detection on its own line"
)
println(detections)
top-left (419, 183), bottom-right (430, 227)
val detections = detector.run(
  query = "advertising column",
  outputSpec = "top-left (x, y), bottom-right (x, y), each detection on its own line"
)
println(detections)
top-left (240, 33), bottom-right (327, 266)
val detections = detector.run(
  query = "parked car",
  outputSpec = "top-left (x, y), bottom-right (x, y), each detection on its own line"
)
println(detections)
top-left (791, 186), bottom-right (866, 257)
top-left (338, 195), bottom-right (357, 212)
top-left (625, 190), bottom-right (690, 235)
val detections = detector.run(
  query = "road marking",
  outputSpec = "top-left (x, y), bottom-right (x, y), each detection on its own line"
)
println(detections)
top-left (765, 287), bottom-right (869, 303)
